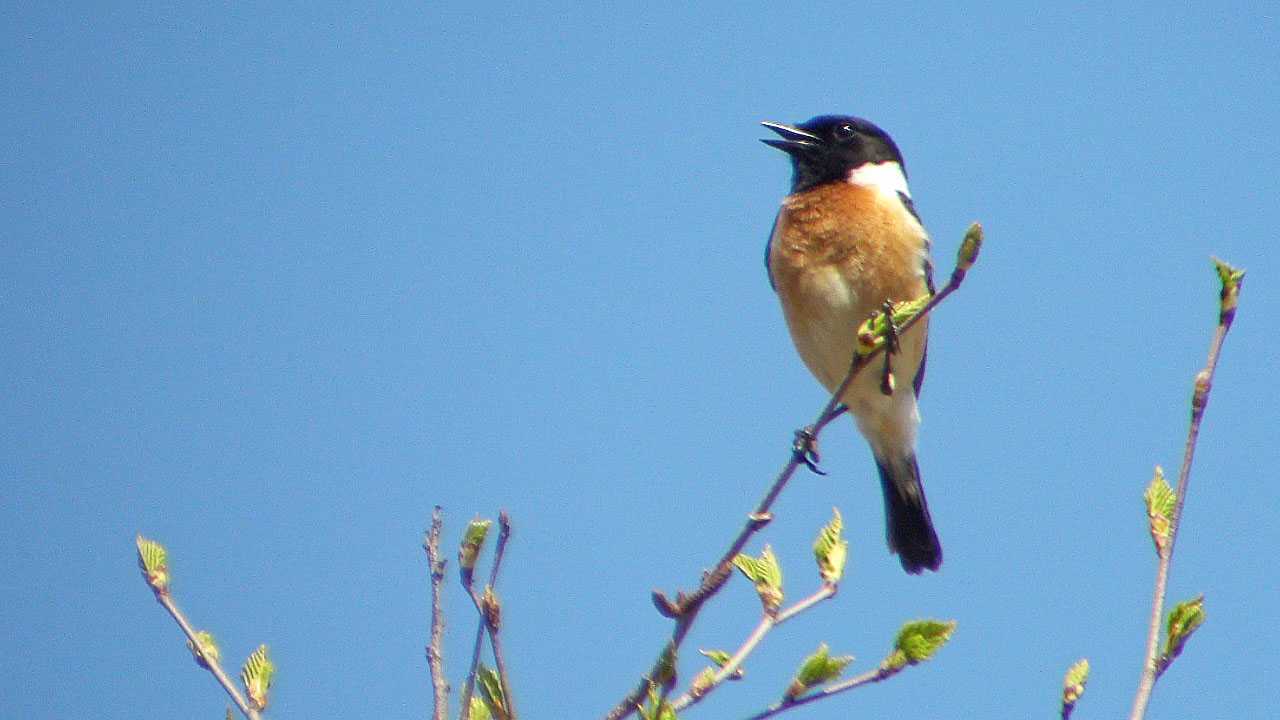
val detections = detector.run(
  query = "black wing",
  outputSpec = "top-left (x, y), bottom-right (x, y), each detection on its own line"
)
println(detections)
top-left (898, 191), bottom-right (935, 294)
top-left (898, 191), bottom-right (933, 396)
top-left (764, 211), bottom-right (781, 291)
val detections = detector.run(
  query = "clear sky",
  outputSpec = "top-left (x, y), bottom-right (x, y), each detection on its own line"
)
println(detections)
top-left (3, 3), bottom-right (1278, 719)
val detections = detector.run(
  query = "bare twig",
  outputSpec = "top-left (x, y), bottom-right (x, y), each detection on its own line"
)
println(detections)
top-left (459, 612), bottom-right (486, 720)
top-left (424, 506), bottom-right (449, 720)
top-left (669, 584), bottom-right (836, 712)
top-left (743, 665), bottom-right (893, 720)
top-left (1128, 260), bottom-right (1243, 720)
top-left (602, 224), bottom-right (981, 720)
top-left (153, 593), bottom-right (261, 720)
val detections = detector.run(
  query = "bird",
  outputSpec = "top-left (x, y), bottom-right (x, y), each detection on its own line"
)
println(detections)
top-left (761, 115), bottom-right (941, 574)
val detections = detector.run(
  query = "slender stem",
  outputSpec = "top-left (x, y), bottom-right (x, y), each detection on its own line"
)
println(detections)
top-left (775, 584), bottom-right (837, 624)
top-left (1128, 273), bottom-right (1239, 720)
top-left (487, 513), bottom-right (515, 719)
top-left (743, 666), bottom-right (893, 720)
top-left (670, 584), bottom-right (836, 712)
top-left (154, 592), bottom-right (260, 720)
top-left (461, 512), bottom-right (515, 720)
top-left (601, 227), bottom-right (979, 720)
top-left (458, 614), bottom-right (486, 720)
top-left (425, 507), bottom-right (449, 720)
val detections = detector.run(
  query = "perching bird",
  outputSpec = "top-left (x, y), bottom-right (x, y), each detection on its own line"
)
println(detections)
top-left (762, 115), bottom-right (941, 574)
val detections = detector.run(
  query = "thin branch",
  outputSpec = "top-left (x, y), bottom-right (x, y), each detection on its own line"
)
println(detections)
top-left (1128, 261), bottom-right (1242, 720)
top-left (602, 225), bottom-right (981, 720)
top-left (742, 665), bottom-right (893, 720)
top-left (669, 584), bottom-right (836, 712)
top-left (774, 584), bottom-right (837, 624)
top-left (460, 512), bottom-right (515, 720)
top-left (486, 513), bottom-right (516, 719)
top-left (154, 592), bottom-right (261, 720)
top-left (424, 506), bottom-right (449, 720)
top-left (458, 609), bottom-right (486, 720)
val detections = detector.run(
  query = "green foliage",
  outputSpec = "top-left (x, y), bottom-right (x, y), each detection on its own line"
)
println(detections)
top-left (699, 649), bottom-right (732, 667)
top-left (459, 518), bottom-right (493, 575)
top-left (135, 535), bottom-right (169, 594)
top-left (812, 508), bottom-right (849, 584)
top-left (1212, 257), bottom-right (1245, 320)
top-left (637, 683), bottom-right (678, 720)
top-left (856, 296), bottom-right (930, 356)
top-left (698, 648), bottom-right (743, 681)
top-left (186, 630), bottom-right (220, 669)
top-left (785, 643), bottom-right (853, 700)
top-left (1144, 466), bottom-right (1176, 555)
top-left (1159, 595), bottom-right (1206, 675)
top-left (240, 644), bottom-right (275, 710)
top-left (476, 663), bottom-right (509, 720)
top-left (468, 695), bottom-right (492, 720)
top-left (883, 619), bottom-right (957, 672)
top-left (733, 545), bottom-right (784, 614)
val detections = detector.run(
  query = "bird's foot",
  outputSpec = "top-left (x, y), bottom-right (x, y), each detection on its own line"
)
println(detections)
top-left (793, 426), bottom-right (826, 475)
top-left (879, 299), bottom-right (899, 396)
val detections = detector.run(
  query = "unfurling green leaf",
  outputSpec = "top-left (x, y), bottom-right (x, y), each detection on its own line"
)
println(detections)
top-left (699, 648), bottom-right (744, 680)
top-left (459, 518), bottom-right (493, 579)
top-left (1060, 658), bottom-right (1090, 716)
top-left (699, 649), bottom-right (732, 667)
top-left (469, 695), bottom-right (493, 720)
top-left (637, 683), bottom-right (678, 720)
top-left (812, 508), bottom-right (849, 584)
top-left (476, 663), bottom-right (509, 720)
top-left (135, 535), bottom-right (170, 594)
top-left (1144, 466), bottom-right (1176, 555)
top-left (240, 644), bottom-right (275, 710)
top-left (187, 630), bottom-right (220, 669)
top-left (733, 545), bottom-right (783, 613)
top-left (897, 619), bottom-right (956, 662)
top-left (1211, 257), bottom-right (1245, 324)
top-left (1159, 595), bottom-right (1205, 675)
top-left (785, 643), bottom-right (853, 700)
top-left (883, 619), bottom-right (957, 672)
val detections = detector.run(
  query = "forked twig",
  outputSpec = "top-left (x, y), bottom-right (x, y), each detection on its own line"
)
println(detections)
top-left (602, 224), bottom-right (982, 720)
top-left (1129, 260), bottom-right (1243, 720)
top-left (460, 512), bottom-right (515, 720)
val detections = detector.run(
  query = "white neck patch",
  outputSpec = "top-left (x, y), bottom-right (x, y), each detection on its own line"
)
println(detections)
top-left (846, 161), bottom-right (911, 199)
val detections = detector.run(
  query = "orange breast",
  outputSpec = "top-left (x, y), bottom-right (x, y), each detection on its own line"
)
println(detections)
top-left (770, 183), bottom-right (930, 316)
top-left (768, 182), bottom-right (932, 394)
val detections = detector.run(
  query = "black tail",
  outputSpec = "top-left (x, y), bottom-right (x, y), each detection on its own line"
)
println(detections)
top-left (874, 453), bottom-right (942, 574)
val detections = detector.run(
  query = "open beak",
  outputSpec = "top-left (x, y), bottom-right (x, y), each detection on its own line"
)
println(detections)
top-left (760, 121), bottom-right (821, 154)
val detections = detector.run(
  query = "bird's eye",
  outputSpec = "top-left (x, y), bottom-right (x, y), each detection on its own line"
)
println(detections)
top-left (833, 123), bottom-right (857, 142)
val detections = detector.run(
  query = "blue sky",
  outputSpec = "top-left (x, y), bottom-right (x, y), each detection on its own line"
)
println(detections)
top-left (3, 2), bottom-right (1278, 718)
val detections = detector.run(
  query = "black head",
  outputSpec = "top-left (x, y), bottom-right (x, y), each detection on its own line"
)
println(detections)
top-left (761, 115), bottom-right (906, 193)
